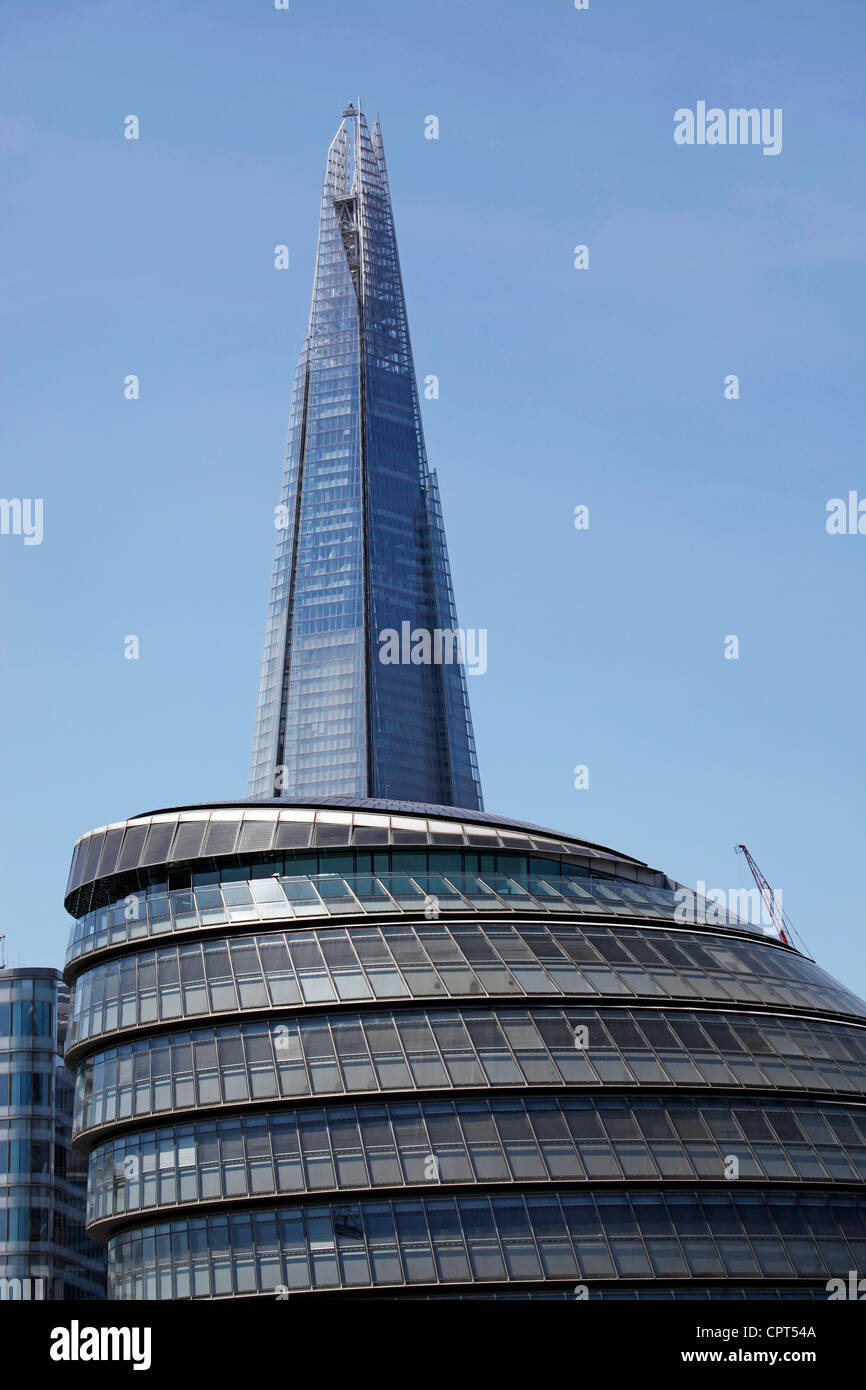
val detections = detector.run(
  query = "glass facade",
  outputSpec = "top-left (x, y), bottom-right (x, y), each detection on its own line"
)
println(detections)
top-left (106, 1188), bottom-right (866, 1299)
top-left (66, 863), bottom-right (778, 965)
top-left (65, 921), bottom-right (866, 1049)
top-left (86, 1095), bottom-right (866, 1228)
top-left (0, 968), bottom-right (105, 1300)
top-left (71, 1007), bottom-right (866, 1138)
top-left (62, 801), bottom-right (866, 1299)
top-left (247, 105), bottom-right (482, 808)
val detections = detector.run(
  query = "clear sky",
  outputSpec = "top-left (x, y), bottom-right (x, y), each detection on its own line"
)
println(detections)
top-left (2, 0), bottom-right (864, 994)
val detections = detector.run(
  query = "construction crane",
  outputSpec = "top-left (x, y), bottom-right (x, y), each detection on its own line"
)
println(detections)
top-left (735, 844), bottom-right (802, 949)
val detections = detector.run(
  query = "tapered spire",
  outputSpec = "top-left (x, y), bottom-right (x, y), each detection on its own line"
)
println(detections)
top-left (248, 106), bottom-right (483, 808)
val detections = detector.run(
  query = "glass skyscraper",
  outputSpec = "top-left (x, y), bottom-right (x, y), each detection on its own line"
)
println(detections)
top-left (248, 104), bottom-right (482, 811)
top-left (0, 968), bottom-right (105, 1300)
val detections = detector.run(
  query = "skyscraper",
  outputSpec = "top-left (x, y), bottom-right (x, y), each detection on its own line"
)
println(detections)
top-left (0, 968), bottom-right (105, 1300)
top-left (248, 103), bottom-right (483, 811)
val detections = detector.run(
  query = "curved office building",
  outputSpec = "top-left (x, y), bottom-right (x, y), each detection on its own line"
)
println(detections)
top-left (62, 799), bottom-right (866, 1300)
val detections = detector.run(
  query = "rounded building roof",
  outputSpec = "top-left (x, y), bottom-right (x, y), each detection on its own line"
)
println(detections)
top-left (64, 796), bottom-right (653, 917)
top-left (131, 797), bottom-right (644, 865)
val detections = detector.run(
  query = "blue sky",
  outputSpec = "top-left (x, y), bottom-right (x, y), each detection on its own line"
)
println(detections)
top-left (1, 0), bottom-right (864, 992)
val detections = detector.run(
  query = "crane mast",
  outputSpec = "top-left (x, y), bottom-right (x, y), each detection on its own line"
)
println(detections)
top-left (735, 844), bottom-right (791, 945)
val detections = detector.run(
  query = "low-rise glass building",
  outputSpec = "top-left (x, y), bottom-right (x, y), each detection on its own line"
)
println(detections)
top-left (62, 800), bottom-right (866, 1299)
top-left (0, 967), bottom-right (106, 1299)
